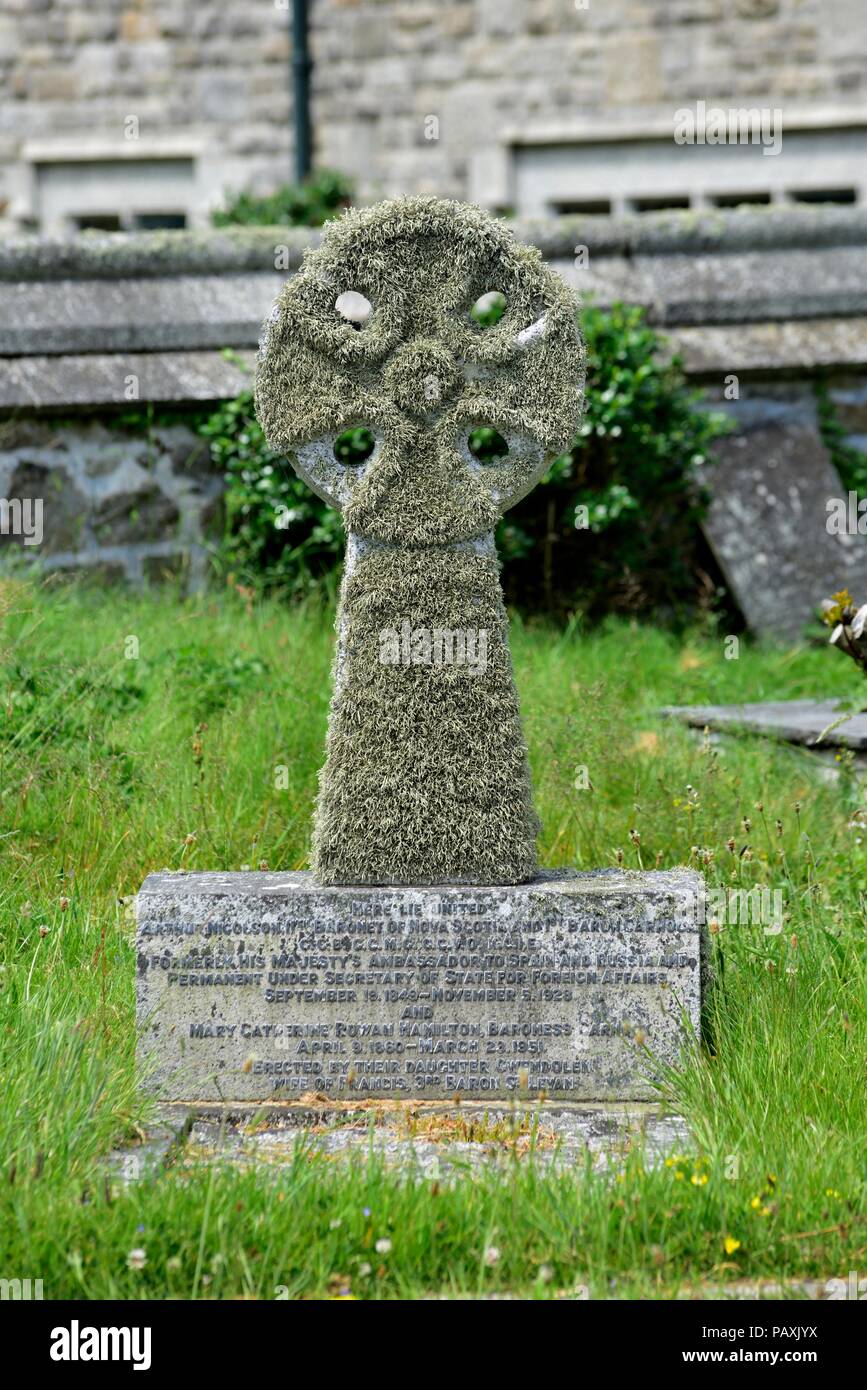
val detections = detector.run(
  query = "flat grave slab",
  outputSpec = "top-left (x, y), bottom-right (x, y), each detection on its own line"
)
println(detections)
top-left (661, 697), bottom-right (867, 750)
top-left (179, 1101), bottom-right (690, 1178)
top-left (136, 868), bottom-right (704, 1104)
top-left (107, 1100), bottom-right (692, 1187)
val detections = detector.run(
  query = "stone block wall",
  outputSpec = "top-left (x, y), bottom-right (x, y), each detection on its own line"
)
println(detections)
top-left (1, 1), bottom-right (866, 229)
top-left (311, 0), bottom-right (867, 204)
top-left (0, 417), bottom-right (220, 584)
top-left (0, 0), bottom-right (291, 232)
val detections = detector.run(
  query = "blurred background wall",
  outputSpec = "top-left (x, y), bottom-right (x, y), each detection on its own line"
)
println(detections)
top-left (1, 0), bottom-right (865, 234)
top-left (1, 1), bottom-right (866, 632)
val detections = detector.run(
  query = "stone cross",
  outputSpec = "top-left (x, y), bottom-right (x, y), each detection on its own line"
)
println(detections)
top-left (256, 197), bottom-right (584, 885)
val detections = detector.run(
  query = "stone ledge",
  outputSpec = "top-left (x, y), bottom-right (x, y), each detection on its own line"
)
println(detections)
top-left (0, 349), bottom-right (256, 410)
top-left (3, 331), bottom-right (867, 415)
top-left (2, 208), bottom-right (866, 405)
top-left (666, 318), bottom-right (867, 378)
top-left (0, 271), bottom-right (282, 355)
top-left (514, 205), bottom-right (867, 259)
top-left (3, 206), bottom-right (865, 282)
top-left (0, 226), bottom-right (318, 282)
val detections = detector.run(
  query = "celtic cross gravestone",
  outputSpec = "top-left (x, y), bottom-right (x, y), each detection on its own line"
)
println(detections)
top-left (255, 196), bottom-right (584, 885)
top-left (136, 199), bottom-right (704, 1103)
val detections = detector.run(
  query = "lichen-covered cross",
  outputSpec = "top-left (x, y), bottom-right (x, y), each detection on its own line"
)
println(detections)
top-left (256, 197), bottom-right (584, 884)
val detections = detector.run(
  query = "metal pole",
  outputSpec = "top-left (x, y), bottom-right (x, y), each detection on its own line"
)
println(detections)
top-left (291, 0), bottom-right (312, 183)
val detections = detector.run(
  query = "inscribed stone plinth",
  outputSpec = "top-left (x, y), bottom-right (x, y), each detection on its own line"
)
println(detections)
top-left (136, 868), bottom-right (704, 1103)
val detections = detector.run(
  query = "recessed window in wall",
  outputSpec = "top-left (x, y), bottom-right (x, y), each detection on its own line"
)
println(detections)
top-left (133, 212), bottom-right (188, 229)
top-left (551, 199), bottom-right (611, 215)
top-left (511, 127), bottom-right (867, 217)
top-left (35, 158), bottom-right (195, 235)
top-left (788, 187), bottom-right (856, 204)
top-left (74, 214), bottom-right (123, 231)
top-left (712, 191), bottom-right (772, 207)
top-left (630, 195), bottom-right (690, 213)
top-left (74, 210), bottom-right (187, 233)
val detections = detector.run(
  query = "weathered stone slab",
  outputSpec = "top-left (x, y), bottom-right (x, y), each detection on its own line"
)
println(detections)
top-left (179, 1102), bottom-right (691, 1178)
top-left (662, 698), bottom-right (867, 750)
top-left (0, 349), bottom-right (256, 410)
top-left (700, 418), bottom-right (867, 640)
top-left (666, 318), bottom-right (867, 380)
top-left (136, 868), bottom-right (704, 1103)
top-left (563, 246), bottom-right (867, 325)
top-left (0, 272), bottom-right (280, 354)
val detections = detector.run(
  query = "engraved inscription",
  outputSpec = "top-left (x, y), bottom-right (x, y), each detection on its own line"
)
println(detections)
top-left (136, 872), bottom-right (704, 1102)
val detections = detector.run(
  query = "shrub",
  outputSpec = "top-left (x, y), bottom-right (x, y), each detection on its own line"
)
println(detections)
top-left (202, 303), bottom-right (729, 620)
top-left (499, 302), bottom-right (729, 619)
top-left (199, 392), bottom-right (343, 597)
top-left (211, 171), bottom-right (353, 229)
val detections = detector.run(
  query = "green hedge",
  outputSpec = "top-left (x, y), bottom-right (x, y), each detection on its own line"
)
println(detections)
top-left (499, 302), bottom-right (728, 619)
top-left (211, 170), bottom-right (353, 229)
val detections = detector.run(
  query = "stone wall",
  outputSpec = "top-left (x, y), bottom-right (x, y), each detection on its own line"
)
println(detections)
top-left (312, 0), bottom-right (867, 205)
top-left (0, 417), bottom-right (219, 584)
top-left (0, 0), bottom-right (291, 232)
top-left (0, 207), bottom-right (865, 620)
top-left (1, 1), bottom-right (866, 230)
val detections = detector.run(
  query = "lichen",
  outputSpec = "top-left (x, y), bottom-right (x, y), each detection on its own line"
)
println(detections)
top-left (255, 196), bottom-right (585, 884)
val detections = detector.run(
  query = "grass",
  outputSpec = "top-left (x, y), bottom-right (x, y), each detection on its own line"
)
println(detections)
top-left (0, 573), bottom-right (865, 1299)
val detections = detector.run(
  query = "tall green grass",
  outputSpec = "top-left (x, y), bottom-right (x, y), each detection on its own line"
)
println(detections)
top-left (0, 575), bottom-right (864, 1298)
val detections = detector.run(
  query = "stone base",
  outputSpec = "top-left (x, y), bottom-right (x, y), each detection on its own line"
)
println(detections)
top-left (136, 868), bottom-right (705, 1103)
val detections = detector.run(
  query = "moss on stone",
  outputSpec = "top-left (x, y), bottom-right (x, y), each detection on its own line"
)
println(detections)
top-left (255, 196), bottom-right (584, 884)
top-left (312, 540), bottom-right (540, 884)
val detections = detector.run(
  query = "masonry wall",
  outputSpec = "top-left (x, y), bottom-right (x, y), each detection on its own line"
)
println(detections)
top-left (1, 0), bottom-right (865, 231)
top-left (0, 416), bottom-right (218, 584)
top-left (0, 0), bottom-right (291, 232)
top-left (313, 0), bottom-right (866, 205)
